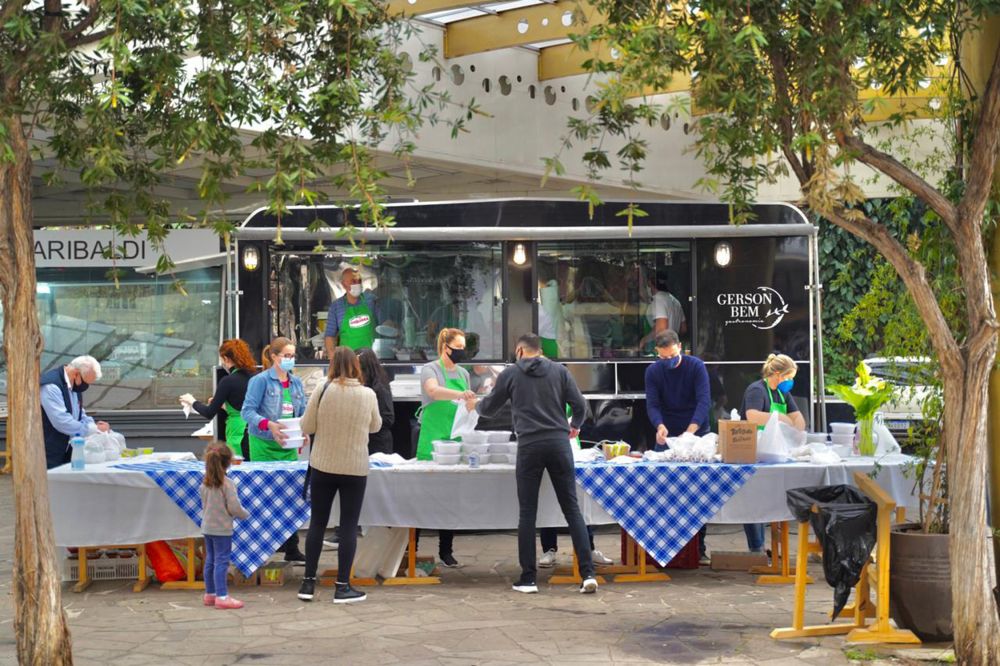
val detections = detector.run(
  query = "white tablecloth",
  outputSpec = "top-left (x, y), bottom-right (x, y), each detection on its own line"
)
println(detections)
top-left (47, 455), bottom-right (919, 546)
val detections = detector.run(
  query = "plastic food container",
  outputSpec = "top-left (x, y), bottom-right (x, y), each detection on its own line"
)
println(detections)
top-left (490, 453), bottom-right (516, 464)
top-left (462, 442), bottom-right (490, 455)
top-left (489, 442), bottom-right (516, 455)
top-left (138, 447), bottom-right (155, 455)
top-left (831, 444), bottom-right (853, 458)
top-left (281, 428), bottom-right (302, 439)
top-left (830, 433), bottom-right (855, 446)
top-left (280, 417), bottom-right (302, 429)
top-left (433, 440), bottom-right (461, 455)
top-left (830, 422), bottom-right (856, 435)
top-left (805, 432), bottom-right (828, 443)
top-left (462, 431), bottom-right (490, 444)
top-left (431, 452), bottom-right (461, 465)
top-left (281, 436), bottom-right (304, 450)
top-left (487, 430), bottom-right (513, 443)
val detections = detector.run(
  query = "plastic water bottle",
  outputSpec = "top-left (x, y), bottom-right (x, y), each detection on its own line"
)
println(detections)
top-left (70, 433), bottom-right (86, 471)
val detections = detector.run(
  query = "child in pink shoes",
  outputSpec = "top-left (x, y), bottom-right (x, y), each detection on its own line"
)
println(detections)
top-left (200, 443), bottom-right (250, 610)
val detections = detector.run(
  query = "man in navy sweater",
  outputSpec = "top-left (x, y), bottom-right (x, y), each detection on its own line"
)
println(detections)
top-left (644, 329), bottom-right (712, 564)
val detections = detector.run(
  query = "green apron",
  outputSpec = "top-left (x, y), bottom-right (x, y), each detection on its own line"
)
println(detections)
top-left (223, 402), bottom-right (247, 457)
top-left (757, 384), bottom-right (788, 431)
top-left (249, 385), bottom-right (298, 461)
top-left (416, 360), bottom-right (467, 461)
top-left (339, 299), bottom-right (376, 350)
top-left (567, 404), bottom-right (580, 450)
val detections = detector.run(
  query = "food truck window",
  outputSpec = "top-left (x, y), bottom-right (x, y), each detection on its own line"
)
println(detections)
top-left (535, 241), bottom-right (691, 359)
top-left (0, 267), bottom-right (223, 412)
top-left (271, 243), bottom-right (503, 362)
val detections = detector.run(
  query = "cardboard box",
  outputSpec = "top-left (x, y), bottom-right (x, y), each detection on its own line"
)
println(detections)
top-left (259, 562), bottom-right (289, 586)
top-left (709, 550), bottom-right (769, 572)
top-left (228, 567), bottom-right (260, 586)
top-left (718, 420), bottom-right (757, 463)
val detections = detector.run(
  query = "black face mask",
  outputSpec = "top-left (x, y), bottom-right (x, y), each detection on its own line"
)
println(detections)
top-left (73, 380), bottom-right (90, 393)
top-left (447, 346), bottom-right (469, 364)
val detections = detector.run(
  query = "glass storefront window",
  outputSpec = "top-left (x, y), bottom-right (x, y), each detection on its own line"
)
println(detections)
top-left (0, 267), bottom-right (223, 411)
top-left (271, 243), bottom-right (503, 362)
top-left (536, 241), bottom-right (691, 359)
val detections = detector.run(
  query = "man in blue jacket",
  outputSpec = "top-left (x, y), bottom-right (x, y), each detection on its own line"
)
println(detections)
top-left (40, 356), bottom-right (110, 469)
top-left (644, 330), bottom-right (712, 564)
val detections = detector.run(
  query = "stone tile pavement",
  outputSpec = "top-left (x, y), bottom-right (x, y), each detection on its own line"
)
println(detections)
top-left (0, 475), bottom-right (952, 665)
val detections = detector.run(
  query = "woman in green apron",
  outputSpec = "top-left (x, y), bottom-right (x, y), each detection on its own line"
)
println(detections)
top-left (242, 336), bottom-right (308, 561)
top-left (181, 339), bottom-right (257, 460)
top-left (738, 353), bottom-right (807, 552)
top-left (414, 328), bottom-right (476, 567)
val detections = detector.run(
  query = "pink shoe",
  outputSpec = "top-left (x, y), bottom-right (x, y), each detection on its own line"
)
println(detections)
top-left (214, 596), bottom-right (244, 610)
top-left (202, 594), bottom-right (216, 606)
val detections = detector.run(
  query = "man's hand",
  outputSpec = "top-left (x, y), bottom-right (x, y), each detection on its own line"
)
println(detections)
top-left (96, 421), bottom-right (111, 432)
top-left (268, 420), bottom-right (287, 444)
top-left (179, 393), bottom-right (195, 407)
top-left (465, 397), bottom-right (478, 412)
top-left (656, 424), bottom-right (668, 445)
top-left (569, 427), bottom-right (580, 440)
top-left (462, 390), bottom-right (477, 400)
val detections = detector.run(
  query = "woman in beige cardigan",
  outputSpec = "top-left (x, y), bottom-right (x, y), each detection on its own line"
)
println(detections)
top-left (298, 346), bottom-right (381, 604)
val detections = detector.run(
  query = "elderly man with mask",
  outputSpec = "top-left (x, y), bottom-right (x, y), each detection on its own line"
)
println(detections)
top-left (324, 267), bottom-right (380, 356)
top-left (41, 355), bottom-right (110, 469)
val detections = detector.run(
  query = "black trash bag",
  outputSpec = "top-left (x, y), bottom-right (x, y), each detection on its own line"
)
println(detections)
top-left (786, 485), bottom-right (877, 618)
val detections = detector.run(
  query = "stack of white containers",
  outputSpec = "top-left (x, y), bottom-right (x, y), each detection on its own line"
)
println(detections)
top-left (461, 431), bottom-right (490, 464)
top-left (279, 417), bottom-right (304, 449)
top-left (487, 430), bottom-right (516, 464)
top-left (829, 422), bottom-right (856, 457)
top-left (432, 440), bottom-right (461, 464)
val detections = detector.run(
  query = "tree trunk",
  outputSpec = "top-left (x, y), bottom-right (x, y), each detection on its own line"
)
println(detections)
top-left (942, 350), bottom-right (1000, 664)
top-left (0, 115), bottom-right (74, 664)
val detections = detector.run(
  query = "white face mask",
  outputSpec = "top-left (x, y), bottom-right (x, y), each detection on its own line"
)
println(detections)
top-left (349, 284), bottom-right (362, 297)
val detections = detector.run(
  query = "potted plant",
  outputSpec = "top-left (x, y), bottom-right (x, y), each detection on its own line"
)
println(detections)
top-left (827, 361), bottom-right (895, 456)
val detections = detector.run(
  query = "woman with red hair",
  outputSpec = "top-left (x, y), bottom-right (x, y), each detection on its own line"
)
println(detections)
top-left (180, 339), bottom-right (257, 460)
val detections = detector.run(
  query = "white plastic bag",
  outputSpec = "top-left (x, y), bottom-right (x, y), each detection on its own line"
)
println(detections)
top-left (873, 423), bottom-right (902, 456)
top-left (451, 402), bottom-right (480, 439)
top-left (352, 526), bottom-right (409, 579)
top-left (757, 412), bottom-right (793, 463)
top-left (85, 430), bottom-right (125, 462)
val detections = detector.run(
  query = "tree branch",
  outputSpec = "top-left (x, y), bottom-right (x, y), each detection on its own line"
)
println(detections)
top-left (765, 46), bottom-right (810, 185)
top-left (65, 27), bottom-right (112, 49)
top-left (0, 0), bottom-right (29, 25)
top-left (61, 3), bottom-right (103, 48)
top-left (826, 208), bottom-right (963, 376)
top-left (957, 35), bottom-right (1000, 229)
top-left (837, 133), bottom-right (959, 232)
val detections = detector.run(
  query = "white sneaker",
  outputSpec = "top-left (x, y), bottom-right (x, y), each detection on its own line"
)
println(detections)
top-left (538, 549), bottom-right (558, 568)
top-left (512, 580), bottom-right (538, 594)
top-left (580, 577), bottom-right (598, 594)
top-left (323, 540), bottom-right (339, 551)
top-left (592, 550), bottom-right (613, 566)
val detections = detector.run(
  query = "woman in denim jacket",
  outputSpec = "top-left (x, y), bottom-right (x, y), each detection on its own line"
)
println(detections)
top-left (242, 337), bottom-right (307, 461)
top-left (241, 336), bottom-right (308, 561)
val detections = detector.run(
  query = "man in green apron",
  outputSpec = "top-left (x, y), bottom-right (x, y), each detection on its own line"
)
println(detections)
top-left (324, 267), bottom-right (378, 357)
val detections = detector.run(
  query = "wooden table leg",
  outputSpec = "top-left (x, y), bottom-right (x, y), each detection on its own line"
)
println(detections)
top-left (757, 521), bottom-right (813, 585)
top-left (73, 547), bottom-right (91, 593)
top-left (160, 538), bottom-right (205, 590)
top-left (614, 537), bottom-right (670, 583)
top-left (549, 552), bottom-right (608, 585)
top-left (383, 528), bottom-right (440, 586)
top-left (133, 543), bottom-right (152, 592)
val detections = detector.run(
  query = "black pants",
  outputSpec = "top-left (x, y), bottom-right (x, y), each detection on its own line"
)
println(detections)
top-left (240, 432), bottom-right (251, 461)
top-left (540, 526), bottom-right (595, 553)
top-left (414, 529), bottom-right (455, 558)
top-left (516, 438), bottom-right (594, 581)
top-left (304, 468), bottom-right (367, 582)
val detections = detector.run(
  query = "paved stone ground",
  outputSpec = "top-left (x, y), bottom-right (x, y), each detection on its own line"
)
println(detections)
top-left (0, 475), bottom-right (954, 665)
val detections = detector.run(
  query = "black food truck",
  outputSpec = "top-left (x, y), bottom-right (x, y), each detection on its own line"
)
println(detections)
top-left (231, 198), bottom-right (825, 453)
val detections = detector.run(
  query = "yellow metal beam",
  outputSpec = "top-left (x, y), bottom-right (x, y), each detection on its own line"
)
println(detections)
top-left (444, 1), bottom-right (603, 59)
top-left (387, 0), bottom-right (481, 17)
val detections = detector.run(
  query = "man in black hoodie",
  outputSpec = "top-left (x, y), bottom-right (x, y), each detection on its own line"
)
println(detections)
top-left (474, 333), bottom-right (597, 594)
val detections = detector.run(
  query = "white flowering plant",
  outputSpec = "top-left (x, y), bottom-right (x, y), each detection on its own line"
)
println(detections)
top-left (827, 361), bottom-right (895, 420)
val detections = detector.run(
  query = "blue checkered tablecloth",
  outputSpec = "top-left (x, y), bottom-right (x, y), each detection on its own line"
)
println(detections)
top-left (575, 461), bottom-right (756, 566)
top-left (116, 461), bottom-right (310, 576)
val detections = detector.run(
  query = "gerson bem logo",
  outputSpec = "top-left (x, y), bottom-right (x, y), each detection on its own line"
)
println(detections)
top-left (717, 286), bottom-right (789, 330)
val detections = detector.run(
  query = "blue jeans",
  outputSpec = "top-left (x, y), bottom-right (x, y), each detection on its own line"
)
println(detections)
top-left (203, 534), bottom-right (232, 597)
top-left (744, 523), bottom-right (766, 552)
